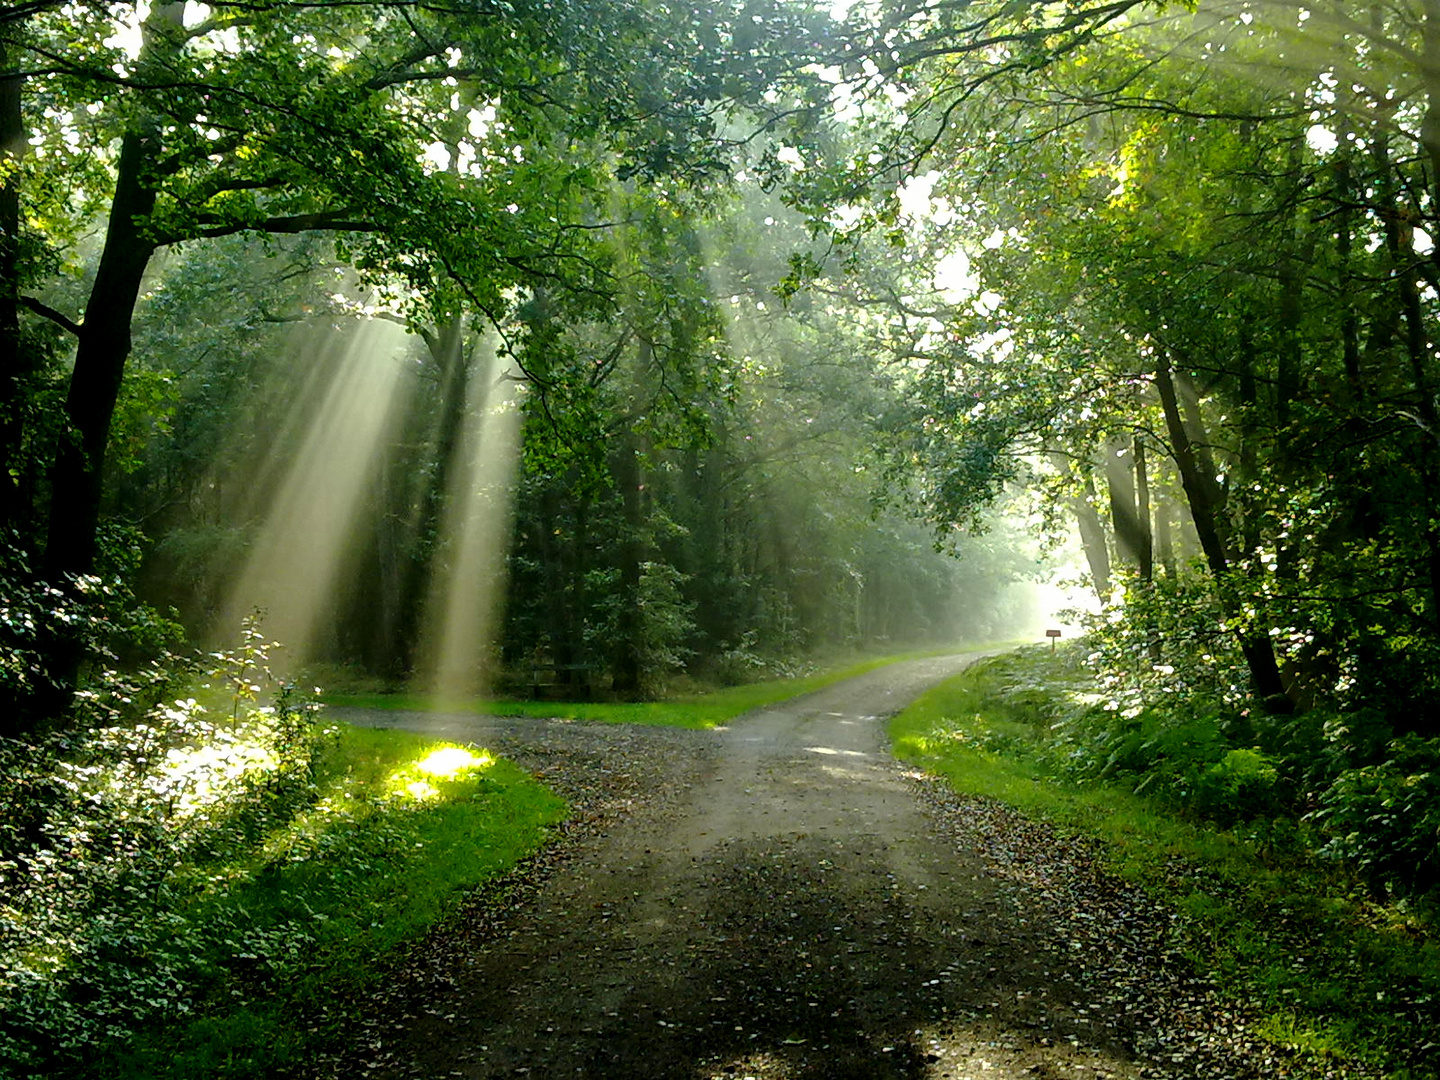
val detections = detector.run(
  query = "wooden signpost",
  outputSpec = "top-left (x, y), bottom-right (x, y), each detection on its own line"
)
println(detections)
top-left (1046, 629), bottom-right (1061, 651)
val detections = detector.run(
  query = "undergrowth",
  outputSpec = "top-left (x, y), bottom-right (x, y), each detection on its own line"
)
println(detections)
top-left (0, 634), bottom-right (564, 1080)
top-left (891, 644), bottom-right (1440, 1079)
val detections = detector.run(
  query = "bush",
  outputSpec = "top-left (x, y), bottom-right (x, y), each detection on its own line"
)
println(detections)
top-left (996, 639), bottom-right (1439, 900)
top-left (0, 632), bottom-right (324, 1076)
top-left (587, 559), bottom-right (697, 696)
top-left (1, 528), bottom-right (186, 735)
top-left (1310, 735), bottom-right (1440, 896)
top-left (1192, 747), bottom-right (1283, 824)
top-left (1078, 571), bottom-right (1252, 712)
top-left (1042, 683), bottom-right (1285, 824)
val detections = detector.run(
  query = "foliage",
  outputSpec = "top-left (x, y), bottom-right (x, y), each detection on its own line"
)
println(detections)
top-left (1194, 749), bottom-right (1283, 825)
top-left (921, 639), bottom-right (1440, 901)
top-left (1077, 572), bottom-right (1252, 710)
top-left (628, 561), bottom-right (697, 692)
top-left (0, 638), bottom-right (563, 1078)
top-left (496, 173), bottom-right (1035, 692)
top-left (0, 0), bottom-right (849, 720)
top-left (773, 0), bottom-right (1440, 767)
top-left (1071, 567), bottom-right (1440, 891)
top-left (1, 530), bottom-right (185, 732)
top-left (0, 641), bottom-right (324, 1073)
top-left (1309, 736), bottom-right (1440, 898)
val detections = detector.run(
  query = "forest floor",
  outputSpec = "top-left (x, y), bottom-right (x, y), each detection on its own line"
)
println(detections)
top-left (310, 654), bottom-right (1349, 1080)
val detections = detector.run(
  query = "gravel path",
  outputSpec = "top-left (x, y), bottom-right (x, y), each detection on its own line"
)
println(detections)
top-left (308, 654), bottom-right (1369, 1080)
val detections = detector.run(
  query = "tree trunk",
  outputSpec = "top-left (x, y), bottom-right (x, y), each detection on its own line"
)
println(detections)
top-left (1156, 350), bottom-right (1289, 705)
top-left (1421, 1), bottom-right (1440, 244)
top-left (393, 317), bottom-right (470, 675)
top-left (32, 3), bottom-right (186, 721)
top-left (1173, 368), bottom-right (1225, 517)
top-left (1155, 493), bottom-right (1175, 578)
top-left (1104, 437), bottom-right (1149, 573)
top-left (1274, 163), bottom-right (1314, 584)
top-left (44, 130), bottom-right (159, 578)
top-left (1071, 469), bottom-right (1111, 601)
top-left (1398, 239), bottom-right (1440, 628)
top-left (535, 484), bottom-right (576, 675)
top-left (0, 45), bottom-right (25, 530)
top-left (1133, 436), bottom-right (1153, 583)
top-left (1335, 115), bottom-right (1364, 406)
top-left (610, 431), bottom-right (645, 699)
top-left (1403, 2), bottom-right (1440, 628)
top-left (44, 2), bottom-right (187, 578)
top-left (569, 490), bottom-right (590, 684)
top-left (1236, 314), bottom-right (1262, 556)
top-left (1383, 17), bottom-right (1440, 629)
top-left (28, 128), bottom-right (158, 720)
top-left (1275, 146), bottom-right (1309, 445)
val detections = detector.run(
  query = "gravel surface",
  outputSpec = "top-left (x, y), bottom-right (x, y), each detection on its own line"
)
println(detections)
top-left (307, 656), bottom-right (1379, 1080)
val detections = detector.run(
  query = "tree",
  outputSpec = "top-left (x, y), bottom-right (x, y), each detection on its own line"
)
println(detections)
top-left (804, 0), bottom-right (1440, 721)
top-left (3, 0), bottom-right (837, 719)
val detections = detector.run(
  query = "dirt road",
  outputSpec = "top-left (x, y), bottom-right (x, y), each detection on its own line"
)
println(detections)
top-left (318, 654), bottom-right (1306, 1080)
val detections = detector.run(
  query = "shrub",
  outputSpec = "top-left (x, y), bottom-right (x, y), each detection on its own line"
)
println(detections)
top-left (1, 528), bottom-right (186, 735)
top-left (587, 559), bottom-right (697, 696)
top-left (1192, 747), bottom-right (1283, 824)
top-left (1310, 735), bottom-right (1440, 896)
top-left (1078, 571), bottom-right (1252, 711)
top-left (0, 632), bottom-right (324, 1076)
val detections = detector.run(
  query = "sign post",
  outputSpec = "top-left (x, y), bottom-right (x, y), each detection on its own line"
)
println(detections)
top-left (1045, 629), bottom-right (1062, 651)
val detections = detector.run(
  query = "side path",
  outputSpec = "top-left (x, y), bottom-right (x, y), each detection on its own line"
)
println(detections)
top-left (316, 655), bottom-right (1318, 1080)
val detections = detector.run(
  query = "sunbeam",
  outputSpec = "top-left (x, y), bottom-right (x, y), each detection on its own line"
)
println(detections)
top-left (415, 334), bottom-right (523, 702)
top-left (219, 317), bottom-right (409, 666)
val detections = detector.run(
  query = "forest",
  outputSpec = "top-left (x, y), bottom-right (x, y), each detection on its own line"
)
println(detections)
top-left (3, 0), bottom-right (1440, 1074)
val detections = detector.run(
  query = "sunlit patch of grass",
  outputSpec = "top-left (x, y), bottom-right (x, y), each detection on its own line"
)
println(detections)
top-left (388, 744), bottom-right (494, 801)
top-left (416, 745), bottom-right (493, 775)
top-left (889, 649), bottom-right (1439, 1079)
top-left (202, 728), bottom-right (557, 936)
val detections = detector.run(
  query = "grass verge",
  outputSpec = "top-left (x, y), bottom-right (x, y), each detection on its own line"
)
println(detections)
top-left (891, 647), bottom-right (1439, 1079)
top-left (322, 648), bottom-right (985, 729)
top-left (19, 723), bottom-right (564, 1080)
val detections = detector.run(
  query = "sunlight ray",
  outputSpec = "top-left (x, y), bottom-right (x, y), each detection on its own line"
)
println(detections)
top-left (219, 317), bottom-right (409, 665)
top-left (416, 334), bottom-right (523, 702)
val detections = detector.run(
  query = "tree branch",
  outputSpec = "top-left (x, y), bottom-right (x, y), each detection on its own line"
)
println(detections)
top-left (154, 210), bottom-right (379, 246)
top-left (18, 295), bottom-right (80, 335)
top-left (0, 1), bottom-right (64, 26)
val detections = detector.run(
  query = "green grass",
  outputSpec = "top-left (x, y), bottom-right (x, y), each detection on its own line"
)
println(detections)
top-left (90, 724), bottom-right (566, 1079)
top-left (322, 648), bottom-right (983, 729)
top-left (891, 648), bottom-right (1440, 1079)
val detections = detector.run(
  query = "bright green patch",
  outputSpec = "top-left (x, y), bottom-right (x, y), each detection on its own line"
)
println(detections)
top-left (129, 725), bottom-right (561, 1079)
top-left (890, 647), bottom-right (1439, 1079)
